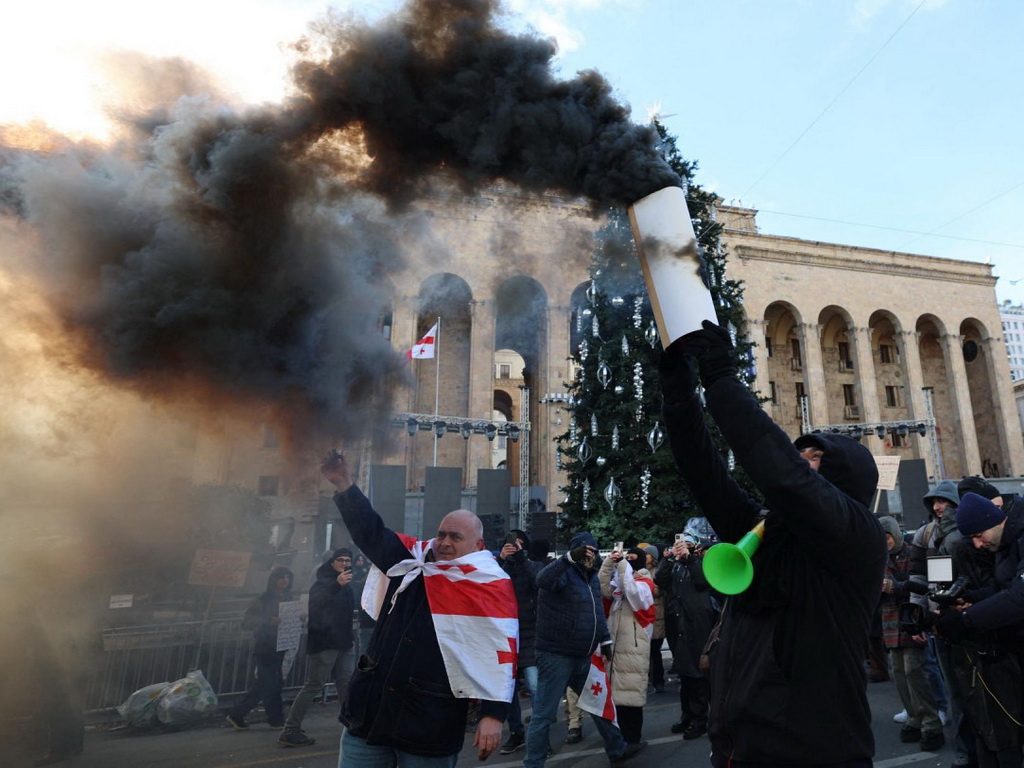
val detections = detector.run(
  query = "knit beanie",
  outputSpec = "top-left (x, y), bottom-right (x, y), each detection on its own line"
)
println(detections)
top-left (643, 545), bottom-right (659, 562)
top-left (957, 476), bottom-right (1001, 501)
top-left (956, 492), bottom-right (1007, 536)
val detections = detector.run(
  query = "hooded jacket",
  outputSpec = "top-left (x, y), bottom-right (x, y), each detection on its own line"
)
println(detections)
top-left (878, 516), bottom-right (917, 649)
top-left (534, 532), bottom-right (612, 658)
top-left (664, 375), bottom-right (885, 765)
top-left (242, 566), bottom-right (294, 656)
top-left (499, 529), bottom-right (542, 668)
top-left (306, 555), bottom-right (355, 655)
top-left (910, 480), bottom-right (962, 602)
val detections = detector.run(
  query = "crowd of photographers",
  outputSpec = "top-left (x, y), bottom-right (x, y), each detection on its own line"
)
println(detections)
top-left (879, 476), bottom-right (1024, 768)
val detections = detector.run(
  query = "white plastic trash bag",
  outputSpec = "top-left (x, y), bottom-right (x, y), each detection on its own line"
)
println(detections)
top-left (117, 682), bottom-right (170, 727)
top-left (156, 669), bottom-right (219, 725)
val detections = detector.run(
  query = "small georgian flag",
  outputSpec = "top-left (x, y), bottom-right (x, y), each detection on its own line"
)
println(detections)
top-left (578, 652), bottom-right (617, 725)
top-left (408, 322), bottom-right (438, 359)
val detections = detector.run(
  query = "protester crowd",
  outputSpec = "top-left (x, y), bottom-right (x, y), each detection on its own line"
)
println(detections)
top-left (207, 321), bottom-right (1024, 768)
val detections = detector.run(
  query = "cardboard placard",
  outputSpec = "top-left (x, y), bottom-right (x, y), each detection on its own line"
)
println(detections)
top-left (874, 455), bottom-right (901, 492)
top-left (187, 549), bottom-right (252, 588)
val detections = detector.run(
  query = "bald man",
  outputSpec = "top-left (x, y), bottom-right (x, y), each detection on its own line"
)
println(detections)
top-left (322, 452), bottom-right (508, 767)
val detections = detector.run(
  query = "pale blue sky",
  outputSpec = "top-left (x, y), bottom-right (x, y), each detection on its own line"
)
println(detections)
top-left (4, 0), bottom-right (1022, 302)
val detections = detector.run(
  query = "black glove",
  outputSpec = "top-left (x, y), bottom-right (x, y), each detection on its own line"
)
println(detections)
top-left (569, 545), bottom-right (592, 563)
top-left (600, 641), bottom-right (614, 661)
top-left (683, 320), bottom-right (738, 385)
top-left (658, 343), bottom-right (699, 405)
top-left (933, 609), bottom-right (970, 643)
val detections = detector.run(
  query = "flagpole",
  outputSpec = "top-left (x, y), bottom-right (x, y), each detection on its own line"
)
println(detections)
top-left (433, 315), bottom-right (441, 467)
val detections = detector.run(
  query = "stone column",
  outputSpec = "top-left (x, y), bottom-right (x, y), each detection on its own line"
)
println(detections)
top-left (899, 330), bottom-right (935, 476)
top-left (799, 323), bottom-right (828, 426)
top-left (851, 325), bottom-right (879, 424)
top-left (538, 305), bottom-right (574, 494)
top-left (942, 333), bottom-right (982, 474)
top-left (982, 333), bottom-right (1024, 476)
top-left (747, 318), bottom-right (770, 399)
top-left (466, 298), bottom-right (497, 479)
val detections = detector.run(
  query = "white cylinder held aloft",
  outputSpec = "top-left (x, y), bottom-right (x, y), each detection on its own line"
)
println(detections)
top-left (627, 186), bottom-right (717, 348)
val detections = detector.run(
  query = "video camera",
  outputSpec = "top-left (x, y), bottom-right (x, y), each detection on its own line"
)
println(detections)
top-left (897, 556), bottom-right (968, 634)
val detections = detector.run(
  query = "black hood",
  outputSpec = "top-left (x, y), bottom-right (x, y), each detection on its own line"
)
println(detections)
top-left (265, 566), bottom-right (294, 593)
top-left (793, 433), bottom-right (878, 507)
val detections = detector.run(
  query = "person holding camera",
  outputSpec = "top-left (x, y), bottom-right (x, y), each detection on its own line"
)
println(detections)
top-left (655, 533), bottom-right (718, 740)
top-left (879, 516), bottom-right (945, 751)
top-left (279, 548), bottom-right (356, 747)
top-left (524, 533), bottom-right (643, 767)
top-left (659, 320), bottom-right (886, 768)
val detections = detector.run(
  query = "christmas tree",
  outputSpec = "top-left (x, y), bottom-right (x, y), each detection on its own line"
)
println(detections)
top-left (555, 122), bottom-right (756, 544)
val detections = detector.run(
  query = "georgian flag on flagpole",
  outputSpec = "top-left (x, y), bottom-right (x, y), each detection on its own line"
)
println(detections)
top-left (407, 322), bottom-right (438, 359)
top-left (360, 536), bottom-right (519, 703)
top-left (578, 652), bottom-right (617, 725)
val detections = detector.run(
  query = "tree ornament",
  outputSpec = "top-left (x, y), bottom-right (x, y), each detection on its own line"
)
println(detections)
top-left (640, 466), bottom-right (652, 509)
top-left (579, 339), bottom-right (589, 361)
top-left (612, 425), bottom-right (620, 450)
top-left (647, 421), bottom-right (665, 453)
top-left (633, 296), bottom-right (643, 329)
top-left (577, 436), bottom-right (593, 465)
top-left (596, 456), bottom-right (607, 467)
top-left (633, 362), bottom-right (644, 401)
top-left (611, 296), bottom-right (625, 308)
top-left (580, 307), bottom-right (593, 322)
top-left (644, 321), bottom-right (659, 349)
top-left (583, 479), bottom-right (590, 511)
top-left (556, 451), bottom-right (562, 471)
top-left (604, 477), bottom-right (621, 510)
top-left (614, 384), bottom-right (624, 396)
top-left (586, 281), bottom-right (598, 306)
top-left (591, 314), bottom-right (601, 339)
top-left (621, 334), bottom-right (630, 356)
top-left (597, 360), bottom-right (612, 389)
top-left (590, 413), bottom-right (599, 435)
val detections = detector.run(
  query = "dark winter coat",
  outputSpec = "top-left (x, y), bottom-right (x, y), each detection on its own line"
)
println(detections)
top-left (242, 567), bottom-right (294, 657)
top-left (664, 375), bottom-right (886, 765)
top-left (963, 496), bottom-right (1024, 636)
top-left (334, 486), bottom-right (507, 757)
top-left (880, 533), bottom-right (917, 649)
top-left (534, 532), bottom-right (612, 659)
top-left (499, 532), bottom-right (542, 669)
top-left (654, 553), bottom-right (717, 677)
top-left (306, 559), bottom-right (355, 656)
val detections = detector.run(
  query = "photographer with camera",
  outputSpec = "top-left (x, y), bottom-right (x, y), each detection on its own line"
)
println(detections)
top-left (879, 516), bottom-right (945, 751)
top-left (916, 490), bottom-right (1024, 768)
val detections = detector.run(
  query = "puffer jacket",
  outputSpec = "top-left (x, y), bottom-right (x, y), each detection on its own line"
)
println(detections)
top-left (654, 552), bottom-right (717, 677)
top-left (242, 567), bottom-right (293, 656)
top-left (306, 558), bottom-right (355, 655)
top-left (334, 486), bottom-right (507, 757)
top-left (664, 374), bottom-right (886, 765)
top-left (534, 532), bottom-right (611, 658)
top-left (599, 558), bottom-right (652, 707)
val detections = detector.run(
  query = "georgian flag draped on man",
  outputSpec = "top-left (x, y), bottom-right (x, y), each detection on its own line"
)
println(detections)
top-left (362, 534), bottom-right (519, 702)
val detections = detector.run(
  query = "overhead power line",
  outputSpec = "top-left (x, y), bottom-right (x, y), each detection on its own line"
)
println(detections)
top-left (739, 0), bottom-right (928, 201)
top-left (753, 207), bottom-right (1024, 251)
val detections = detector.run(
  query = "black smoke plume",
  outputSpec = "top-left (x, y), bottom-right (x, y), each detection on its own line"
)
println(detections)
top-left (0, 0), bottom-right (679, 445)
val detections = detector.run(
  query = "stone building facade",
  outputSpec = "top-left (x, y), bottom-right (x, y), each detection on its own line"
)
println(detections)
top-left (718, 204), bottom-right (1024, 481)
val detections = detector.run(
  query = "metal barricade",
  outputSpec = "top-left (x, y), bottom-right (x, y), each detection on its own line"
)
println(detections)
top-left (86, 618), bottom-right (311, 714)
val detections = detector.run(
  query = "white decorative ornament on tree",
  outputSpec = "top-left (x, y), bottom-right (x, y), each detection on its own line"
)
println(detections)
top-left (621, 334), bottom-right (630, 356)
top-left (577, 437), bottom-right (593, 466)
top-left (645, 321), bottom-right (659, 349)
top-left (597, 361), bottom-right (612, 389)
top-left (596, 456), bottom-right (607, 467)
top-left (647, 422), bottom-right (665, 453)
top-left (604, 477), bottom-right (621, 510)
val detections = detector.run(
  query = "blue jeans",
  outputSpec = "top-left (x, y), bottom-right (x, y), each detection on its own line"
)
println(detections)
top-left (506, 665), bottom-right (538, 736)
top-left (524, 651), bottom-right (627, 768)
top-left (339, 729), bottom-right (458, 768)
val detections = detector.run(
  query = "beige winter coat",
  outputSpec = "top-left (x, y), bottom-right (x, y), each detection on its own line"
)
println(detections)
top-left (599, 558), bottom-right (653, 707)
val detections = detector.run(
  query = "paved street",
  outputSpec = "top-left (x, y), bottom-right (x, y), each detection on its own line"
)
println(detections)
top-left (13, 676), bottom-right (955, 768)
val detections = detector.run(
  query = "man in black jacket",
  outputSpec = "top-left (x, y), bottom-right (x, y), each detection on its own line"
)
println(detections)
top-left (660, 321), bottom-right (886, 767)
top-left (321, 451), bottom-right (508, 766)
top-left (524, 532), bottom-right (643, 768)
top-left (226, 566), bottom-right (294, 730)
top-left (279, 548), bottom-right (356, 747)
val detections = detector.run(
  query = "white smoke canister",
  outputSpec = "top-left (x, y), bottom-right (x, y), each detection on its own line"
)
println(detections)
top-left (627, 185), bottom-right (717, 348)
